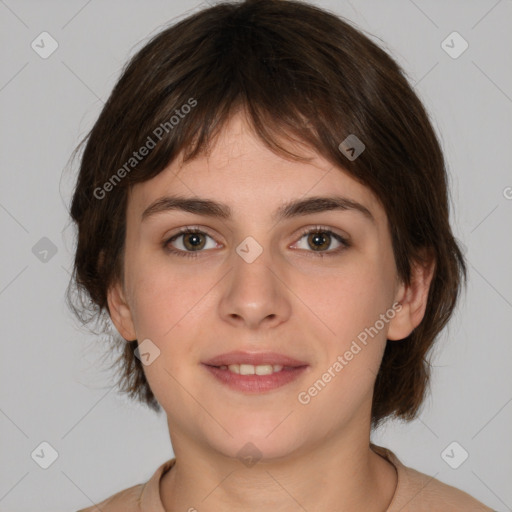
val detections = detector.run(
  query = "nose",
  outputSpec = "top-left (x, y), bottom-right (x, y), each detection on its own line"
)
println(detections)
top-left (218, 241), bottom-right (292, 330)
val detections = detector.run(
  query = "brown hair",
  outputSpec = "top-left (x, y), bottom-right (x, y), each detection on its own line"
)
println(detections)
top-left (67, 0), bottom-right (466, 428)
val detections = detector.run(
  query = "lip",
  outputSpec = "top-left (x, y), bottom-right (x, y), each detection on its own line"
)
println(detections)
top-left (201, 351), bottom-right (309, 393)
top-left (202, 351), bottom-right (308, 367)
top-left (202, 364), bottom-right (308, 393)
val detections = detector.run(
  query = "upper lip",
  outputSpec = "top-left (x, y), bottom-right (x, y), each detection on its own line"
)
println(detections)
top-left (202, 351), bottom-right (308, 367)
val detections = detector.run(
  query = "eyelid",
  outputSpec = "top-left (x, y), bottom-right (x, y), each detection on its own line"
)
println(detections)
top-left (293, 224), bottom-right (350, 244)
top-left (164, 225), bottom-right (220, 242)
top-left (163, 225), bottom-right (223, 252)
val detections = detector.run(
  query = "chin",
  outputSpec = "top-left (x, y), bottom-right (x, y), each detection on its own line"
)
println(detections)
top-left (209, 419), bottom-right (304, 463)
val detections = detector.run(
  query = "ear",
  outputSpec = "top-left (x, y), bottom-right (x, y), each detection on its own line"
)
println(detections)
top-left (107, 280), bottom-right (137, 341)
top-left (387, 251), bottom-right (436, 341)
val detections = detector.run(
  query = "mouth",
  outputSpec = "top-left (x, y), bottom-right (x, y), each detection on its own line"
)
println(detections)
top-left (201, 351), bottom-right (309, 393)
top-left (213, 363), bottom-right (293, 375)
top-left (202, 350), bottom-right (308, 368)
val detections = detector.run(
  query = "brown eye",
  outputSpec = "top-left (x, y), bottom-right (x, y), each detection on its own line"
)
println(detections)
top-left (307, 231), bottom-right (332, 251)
top-left (292, 227), bottom-right (349, 257)
top-left (165, 228), bottom-right (218, 257)
top-left (182, 232), bottom-right (206, 251)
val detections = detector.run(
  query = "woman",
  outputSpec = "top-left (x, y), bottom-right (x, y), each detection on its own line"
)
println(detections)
top-left (69, 1), bottom-right (495, 510)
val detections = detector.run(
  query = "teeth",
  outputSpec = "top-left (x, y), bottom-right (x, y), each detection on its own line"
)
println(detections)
top-left (222, 364), bottom-right (284, 375)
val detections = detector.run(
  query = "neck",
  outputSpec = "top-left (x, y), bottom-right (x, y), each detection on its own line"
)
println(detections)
top-left (160, 432), bottom-right (397, 512)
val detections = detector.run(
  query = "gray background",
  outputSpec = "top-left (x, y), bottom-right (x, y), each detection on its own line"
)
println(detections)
top-left (1, 0), bottom-right (511, 510)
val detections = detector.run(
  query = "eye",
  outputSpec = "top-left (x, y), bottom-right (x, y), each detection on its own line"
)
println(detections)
top-left (291, 226), bottom-right (349, 257)
top-left (164, 227), bottom-right (220, 258)
top-left (163, 225), bottom-right (350, 259)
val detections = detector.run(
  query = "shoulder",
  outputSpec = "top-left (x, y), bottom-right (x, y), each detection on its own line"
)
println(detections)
top-left (74, 458), bottom-right (175, 512)
top-left (75, 482), bottom-right (145, 512)
top-left (371, 444), bottom-right (495, 512)
top-left (395, 464), bottom-right (495, 511)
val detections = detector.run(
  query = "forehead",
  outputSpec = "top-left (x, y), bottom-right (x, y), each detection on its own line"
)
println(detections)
top-left (127, 113), bottom-right (384, 224)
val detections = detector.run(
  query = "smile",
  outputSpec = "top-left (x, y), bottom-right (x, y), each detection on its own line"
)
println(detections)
top-left (218, 363), bottom-right (285, 375)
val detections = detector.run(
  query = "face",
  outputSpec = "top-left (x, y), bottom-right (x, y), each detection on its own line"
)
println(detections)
top-left (109, 112), bottom-right (416, 462)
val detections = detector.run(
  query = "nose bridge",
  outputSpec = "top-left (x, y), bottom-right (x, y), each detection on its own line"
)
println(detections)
top-left (218, 233), bottom-right (290, 329)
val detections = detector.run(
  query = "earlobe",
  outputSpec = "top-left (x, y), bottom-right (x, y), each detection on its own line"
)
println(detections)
top-left (107, 281), bottom-right (137, 341)
top-left (387, 255), bottom-right (435, 341)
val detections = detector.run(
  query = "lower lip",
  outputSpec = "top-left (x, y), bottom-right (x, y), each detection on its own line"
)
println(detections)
top-left (202, 364), bottom-right (308, 393)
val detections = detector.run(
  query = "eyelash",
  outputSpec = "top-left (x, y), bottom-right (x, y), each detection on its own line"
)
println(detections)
top-left (163, 225), bottom-right (350, 259)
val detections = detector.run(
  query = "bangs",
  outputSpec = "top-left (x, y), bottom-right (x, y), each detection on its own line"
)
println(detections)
top-left (87, 3), bottom-right (377, 192)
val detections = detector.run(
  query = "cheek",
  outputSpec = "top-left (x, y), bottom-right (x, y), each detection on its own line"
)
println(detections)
top-left (125, 255), bottom-right (212, 383)
top-left (126, 261), bottom-right (202, 406)
top-left (130, 272), bottom-right (173, 337)
top-left (127, 253), bottom-right (199, 338)
top-left (305, 257), bottom-right (394, 345)
top-left (296, 262), bottom-right (394, 422)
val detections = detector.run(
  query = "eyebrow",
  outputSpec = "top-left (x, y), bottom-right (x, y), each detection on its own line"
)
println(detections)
top-left (141, 194), bottom-right (375, 224)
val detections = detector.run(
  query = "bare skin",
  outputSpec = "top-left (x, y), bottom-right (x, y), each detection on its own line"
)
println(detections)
top-left (108, 112), bottom-right (434, 511)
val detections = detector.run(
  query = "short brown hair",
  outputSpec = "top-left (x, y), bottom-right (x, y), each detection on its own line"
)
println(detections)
top-left (67, 0), bottom-right (466, 428)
